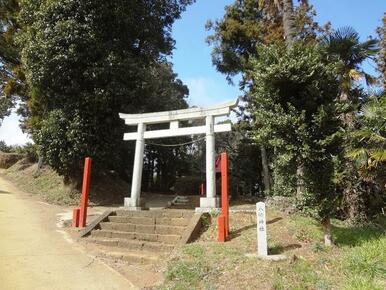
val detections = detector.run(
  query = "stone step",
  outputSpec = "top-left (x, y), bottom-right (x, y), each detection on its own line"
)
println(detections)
top-left (100, 222), bottom-right (185, 235)
top-left (89, 244), bottom-right (160, 265)
top-left (173, 201), bottom-right (188, 205)
top-left (115, 209), bottom-right (194, 219)
top-left (89, 237), bottom-right (175, 252)
top-left (91, 229), bottom-right (181, 244)
top-left (169, 204), bottom-right (195, 209)
top-left (105, 250), bottom-right (159, 265)
top-left (108, 215), bottom-right (191, 227)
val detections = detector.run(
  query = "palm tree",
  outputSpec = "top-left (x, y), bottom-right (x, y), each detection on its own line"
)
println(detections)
top-left (348, 94), bottom-right (386, 171)
top-left (323, 27), bottom-right (379, 127)
top-left (323, 27), bottom-right (379, 221)
top-left (347, 94), bottom-right (386, 217)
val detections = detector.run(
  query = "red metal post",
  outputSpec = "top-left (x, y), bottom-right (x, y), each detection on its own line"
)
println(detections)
top-left (79, 157), bottom-right (92, 227)
top-left (217, 215), bottom-right (226, 242)
top-left (199, 183), bottom-right (205, 196)
top-left (72, 208), bottom-right (80, 227)
top-left (221, 152), bottom-right (229, 238)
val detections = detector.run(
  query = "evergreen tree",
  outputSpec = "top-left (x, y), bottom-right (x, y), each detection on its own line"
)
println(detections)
top-left (323, 27), bottom-right (378, 221)
top-left (206, 0), bottom-right (324, 194)
top-left (18, 0), bottom-right (193, 188)
top-left (248, 41), bottom-right (342, 245)
top-left (0, 0), bottom-right (26, 125)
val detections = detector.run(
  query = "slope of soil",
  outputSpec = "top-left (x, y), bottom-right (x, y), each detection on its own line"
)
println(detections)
top-left (0, 152), bottom-right (25, 168)
top-left (2, 158), bottom-right (129, 206)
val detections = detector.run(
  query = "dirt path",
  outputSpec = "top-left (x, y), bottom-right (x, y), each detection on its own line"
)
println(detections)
top-left (0, 175), bottom-right (136, 290)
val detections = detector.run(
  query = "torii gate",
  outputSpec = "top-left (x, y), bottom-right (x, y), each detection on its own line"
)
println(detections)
top-left (119, 99), bottom-right (238, 211)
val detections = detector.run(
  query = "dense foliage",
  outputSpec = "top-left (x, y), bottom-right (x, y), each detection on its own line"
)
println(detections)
top-left (347, 94), bottom-right (386, 217)
top-left (0, 0), bottom-right (26, 125)
top-left (206, 0), bottom-right (324, 82)
top-left (207, 0), bottom-right (385, 241)
top-left (249, 42), bottom-right (342, 220)
top-left (16, 0), bottom-right (193, 186)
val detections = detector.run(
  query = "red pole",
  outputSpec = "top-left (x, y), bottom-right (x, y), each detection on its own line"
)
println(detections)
top-left (221, 152), bottom-right (229, 238)
top-left (72, 208), bottom-right (80, 227)
top-left (79, 157), bottom-right (92, 227)
top-left (199, 183), bottom-right (205, 196)
top-left (217, 215), bottom-right (226, 242)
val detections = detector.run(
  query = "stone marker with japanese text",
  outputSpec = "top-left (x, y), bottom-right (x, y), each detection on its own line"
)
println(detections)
top-left (256, 202), bottom-right (268, 257)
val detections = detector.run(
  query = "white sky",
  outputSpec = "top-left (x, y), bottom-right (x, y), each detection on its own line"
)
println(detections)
top-left (0, 108), bottom-right (31, 145)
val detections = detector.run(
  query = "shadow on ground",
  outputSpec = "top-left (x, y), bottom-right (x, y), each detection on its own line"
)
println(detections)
top-left (332, 223), bottom-right (385, 247)
top-left (229, 217), bottom-right (283, 240)
top-left (269, 243), bottom-right (302, 255)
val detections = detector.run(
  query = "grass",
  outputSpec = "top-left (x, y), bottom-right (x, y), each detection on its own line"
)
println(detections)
top-left (3, 160), bottom-right (79, 205)
top-left (342, 234), bottom-right (386, 290)
top-left (2, 158), bottom-right (129, 206)
top-left (161, 244), bottom-right (223, 290)
top-left (160, 211), bottom-right (386, 290)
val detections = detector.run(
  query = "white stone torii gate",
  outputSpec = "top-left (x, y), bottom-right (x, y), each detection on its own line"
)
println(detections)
top-left (119, 99), bottom-right (238, 211)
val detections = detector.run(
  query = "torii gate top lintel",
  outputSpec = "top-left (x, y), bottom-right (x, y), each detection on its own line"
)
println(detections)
top-left (119, 99), bottom-right (238, 125)
top-left (120, 98), bottom-right (238, 211)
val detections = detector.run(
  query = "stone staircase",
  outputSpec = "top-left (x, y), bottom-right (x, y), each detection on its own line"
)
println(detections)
top-left (84, 209), bottom-right (195, 265)
top-left (168, 195), bottom-right (200, 209)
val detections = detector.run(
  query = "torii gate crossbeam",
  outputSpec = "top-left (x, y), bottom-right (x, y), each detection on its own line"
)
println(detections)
top-left (119, 99), bottom-right (238, 211)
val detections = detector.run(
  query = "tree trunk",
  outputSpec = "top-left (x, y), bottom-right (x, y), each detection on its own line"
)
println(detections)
top-left (340, 91), bottom-right (354, 128)
top-left (150, 158), bottom-right (155, 189)
top-left (63, 174), bottom-right (81, 191)
top-left (261, 146), bottom-right (271, 194)
top-left (321, 217), bottom-right (334, 247)
top-left (34, 155), bottom-right (44, 177)
top-left (282, 0), bottom-right (304, 197)
top-left (296, 162), bottom-right (305, 198)
top-left (340, 89), bottom-right (363, 221)
top-left (344, 164), bottom-right (367, 222)
top-left (282, 0), bottom-right (296, 46)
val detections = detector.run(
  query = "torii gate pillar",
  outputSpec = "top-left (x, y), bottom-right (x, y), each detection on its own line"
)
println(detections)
top-left (127, 122), bottom-right (146, 209)
top-left (120, 99), bottom-right (238, 211)
top-left (202, 115), bottom-right (217, 208)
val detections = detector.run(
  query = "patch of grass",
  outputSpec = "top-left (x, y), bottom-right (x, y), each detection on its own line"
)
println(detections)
top-left (3, 159), bottom-right (129, 206)
top-left (162, 248), bottom-right (219, 290)
top-left (4, 163), bottom-right (79, 205)
top-left (165, 260), bottom-right (207, 289)
top-left (343, 275), bottom-right (384, 290)
top-left (209, 243), bottom-right (243, 265)
top-left (342, 235), bottom-right (386, 289)
top-left (273, 259), bottom-right (330, 290)
top-left (332, 220), bottom-right (384, 247)
top-left (289, 214), bottom-right (323, 243)
top-left (311, 242), bottom-right (327, 253)
top-left (183, 244), bottom-right (205, 259)
top-left (268, 240), bottom-right (282, 255)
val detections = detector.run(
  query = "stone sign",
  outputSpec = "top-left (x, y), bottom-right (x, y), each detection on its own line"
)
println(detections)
top-left (256, 202), bottom-right (268, 257)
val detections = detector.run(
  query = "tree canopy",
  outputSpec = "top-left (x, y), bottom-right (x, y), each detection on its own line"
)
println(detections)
top-left (16, 0), bottom-right (194, 186)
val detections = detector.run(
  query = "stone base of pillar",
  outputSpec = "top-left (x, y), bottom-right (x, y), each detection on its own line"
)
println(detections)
top-left (123, 197), bottom-right (144, 210)
top-left (195, 197), bottom-right (220, 213)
